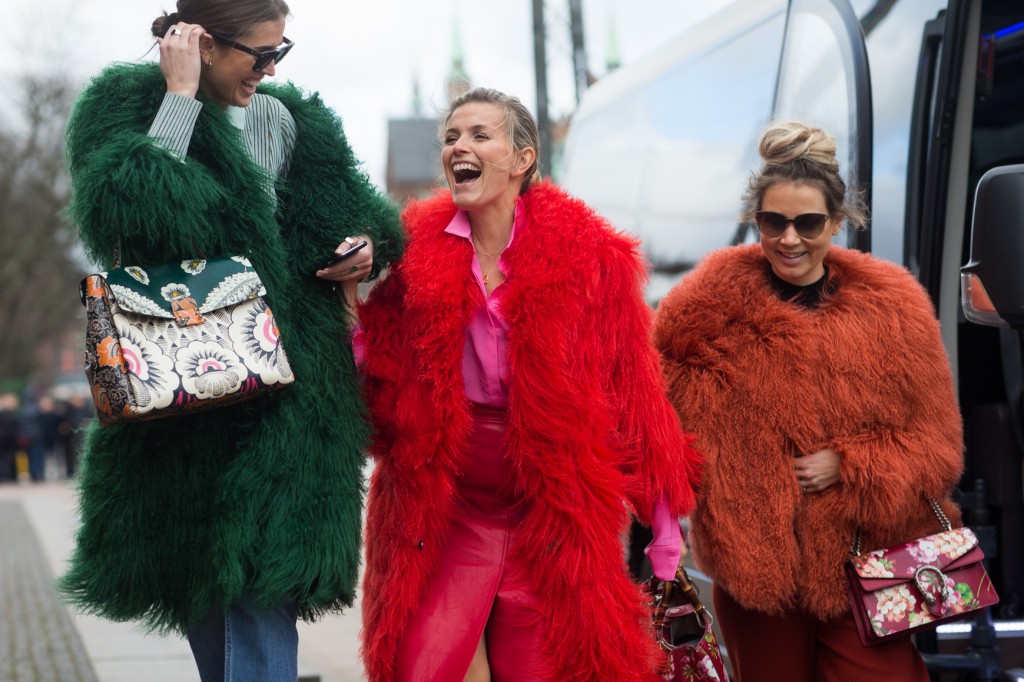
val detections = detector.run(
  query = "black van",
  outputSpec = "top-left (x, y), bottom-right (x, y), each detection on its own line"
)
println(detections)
top-left (562, 0), bottom-right (1024, 676)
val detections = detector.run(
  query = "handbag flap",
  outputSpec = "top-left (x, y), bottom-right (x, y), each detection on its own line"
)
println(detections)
top-left (849, 528), bottom-right (979, 585)
top-left (96, 257), bottom-right (266, 319)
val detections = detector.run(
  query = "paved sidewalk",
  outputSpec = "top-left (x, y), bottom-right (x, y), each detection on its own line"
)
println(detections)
top-left (0, 500), bottom-right (97, 682)
top-left (0, 481), bottom-right (366, 682)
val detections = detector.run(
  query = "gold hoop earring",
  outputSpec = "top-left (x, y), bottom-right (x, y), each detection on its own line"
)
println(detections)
top-left (204, 60), bottom-right (213, 71)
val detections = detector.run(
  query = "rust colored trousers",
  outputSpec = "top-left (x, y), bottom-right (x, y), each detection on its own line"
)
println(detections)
top-left (713, 584), bottom-right (930, 682)
top-left (395, 403), bottom-right (544, 682)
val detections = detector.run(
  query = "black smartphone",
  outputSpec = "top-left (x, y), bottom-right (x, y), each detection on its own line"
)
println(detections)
top-left (318, 240), bottom-right (367, 270)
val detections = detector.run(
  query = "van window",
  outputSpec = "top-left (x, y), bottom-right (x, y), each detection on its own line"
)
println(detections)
top-left (561, 8), bottom-right (785, 301)
top-left (863, 0), bottom-right (947, 264)
top-left (773, 0), bottom-right (863, 199)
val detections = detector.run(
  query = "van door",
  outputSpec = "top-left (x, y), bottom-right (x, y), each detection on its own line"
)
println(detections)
top-left (947, 0), bottom-right (1024, 635)
top-left (905, 0), bottom-right (972, 311)
top-left (771, 0), bottom-right (873, 251)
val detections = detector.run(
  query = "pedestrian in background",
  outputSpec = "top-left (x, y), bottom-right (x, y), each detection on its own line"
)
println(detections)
top-left (22, 394), bottom-right (59, 483)
top-left (58, 0), bottom-right (403, 679)
top-left (0, 393), bottom-right (20, 482)
top-left (350, 87), bottom-right (700, 682)
top-left (654, 121), bottom-right (964, 681)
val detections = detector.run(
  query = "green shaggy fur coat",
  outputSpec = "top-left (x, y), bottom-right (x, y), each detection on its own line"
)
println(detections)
top-left (59, 62), bottom-right (403, 631)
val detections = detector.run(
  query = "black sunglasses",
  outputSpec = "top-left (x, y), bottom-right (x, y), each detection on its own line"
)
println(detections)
top-left (754, 211), bottom-right (831, 239)
top-left (209, 31), bottom-right (294, 72)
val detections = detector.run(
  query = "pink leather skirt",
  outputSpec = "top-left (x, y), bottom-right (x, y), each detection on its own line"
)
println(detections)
top-left (395, 403), bottom-right (543, 681)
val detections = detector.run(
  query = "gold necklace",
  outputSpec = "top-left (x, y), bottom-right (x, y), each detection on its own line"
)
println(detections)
top-left (482, 269), bottom-right (504, 287)
top-left (471, 234), bottom-right (507, 260)
top-left (480, 261), bottom-right (504, 287)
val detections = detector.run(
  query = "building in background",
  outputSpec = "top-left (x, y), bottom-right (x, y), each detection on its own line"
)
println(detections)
top-left (385, 79), bottom-right (442, 203)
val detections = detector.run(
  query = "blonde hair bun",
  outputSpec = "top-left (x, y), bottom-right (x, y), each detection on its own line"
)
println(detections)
top-left (759, 121), bottom-right (839, 175)
top-left (741, 120), bottom-right (868, 230)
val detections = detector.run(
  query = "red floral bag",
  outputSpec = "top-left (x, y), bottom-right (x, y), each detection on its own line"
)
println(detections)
top-left (846, 499), bottom-right (998, 646)
top-left (650, 567), bottom-right (730, 681)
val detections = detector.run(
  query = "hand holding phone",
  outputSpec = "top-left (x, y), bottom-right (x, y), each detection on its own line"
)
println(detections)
top-left (319, 239), bottom-right (367, 271)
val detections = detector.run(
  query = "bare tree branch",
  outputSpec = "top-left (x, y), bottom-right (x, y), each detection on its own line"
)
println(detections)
top-left (0, 72), bottom-right (83, 383)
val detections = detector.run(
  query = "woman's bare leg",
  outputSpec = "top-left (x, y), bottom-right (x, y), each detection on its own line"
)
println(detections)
top-left (463, 634), bottom-right (491, 682)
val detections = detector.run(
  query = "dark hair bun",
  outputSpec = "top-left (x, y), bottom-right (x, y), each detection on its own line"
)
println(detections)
top-left (151, 11), bottom-right (179, 38)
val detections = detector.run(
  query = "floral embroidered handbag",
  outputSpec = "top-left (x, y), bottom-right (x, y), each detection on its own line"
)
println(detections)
top-left (650, 566), bottom-right (730, 681)
top-left (80, 256), bottom-right (294, 425)
top-left (846, 498), bottom-right (998, 647)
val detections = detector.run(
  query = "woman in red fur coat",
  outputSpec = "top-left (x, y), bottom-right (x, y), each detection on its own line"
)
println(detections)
top-left (345, 88), bottom-right (700, 682)
top-left (654, 121), bottom-right (964, 681)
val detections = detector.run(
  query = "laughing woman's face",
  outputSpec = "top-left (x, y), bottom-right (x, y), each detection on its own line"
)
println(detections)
top-left (201, 18), bottom-right (286, 109)
top-left (441, 102), bottom-right (531, 212)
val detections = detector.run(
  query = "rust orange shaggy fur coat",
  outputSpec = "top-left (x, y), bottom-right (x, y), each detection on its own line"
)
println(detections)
top-left (358, 182), bottom-right (700, 681)
top-left (655, 244), bottom-right (964, 620)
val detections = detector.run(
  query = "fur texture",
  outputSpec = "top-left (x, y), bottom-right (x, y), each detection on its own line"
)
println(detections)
top-left (59, 63), bottom-right (403, 632)
top-left (655, 244), bottom-right (964, 619)
top-left (358, 183), bottom-right (700, 681)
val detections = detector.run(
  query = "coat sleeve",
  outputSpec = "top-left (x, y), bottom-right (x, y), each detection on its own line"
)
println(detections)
top-left (600, 238), bottom-right (700, 524)
top-left (829, 277), bottom-right (964, 529)
top-left (267, 83), bottom-right (404, 279)
top-left (65, 68), bottom-right (256, 267)
top-left (356, 265), bottom-right (409, 459)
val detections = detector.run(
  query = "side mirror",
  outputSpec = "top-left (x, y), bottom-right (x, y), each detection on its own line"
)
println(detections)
top-left (961, 164), bottom-right (1024, 328)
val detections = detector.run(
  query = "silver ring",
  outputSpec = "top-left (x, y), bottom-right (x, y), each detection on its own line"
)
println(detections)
top-left (349, 265), bottom-right (358, 274)
top-left (171, 28), bottom-right (182, 35)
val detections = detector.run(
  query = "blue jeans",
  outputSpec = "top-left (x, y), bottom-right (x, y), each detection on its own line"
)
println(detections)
top-left (186, 596), bottom-right (298, 682)
top-left (28, 444), bottom-right (47, 482)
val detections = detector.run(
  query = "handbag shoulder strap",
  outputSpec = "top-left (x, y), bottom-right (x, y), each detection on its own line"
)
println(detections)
top-left (850, 497), bottom-right (952, 556)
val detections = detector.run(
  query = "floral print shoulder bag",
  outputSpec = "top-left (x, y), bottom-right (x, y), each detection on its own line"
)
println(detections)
top-left (650, 566), bottom-right (730, 681)
top-left (80, 256), bottom-right (294, 425)
top-left (846, 499), bottom-right (998, 646)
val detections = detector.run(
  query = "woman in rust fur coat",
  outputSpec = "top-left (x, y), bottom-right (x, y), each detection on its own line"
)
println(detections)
top-left (655, 122), bottom-right (964, 682)
top-left (348, 88), bottom-right (700, 682)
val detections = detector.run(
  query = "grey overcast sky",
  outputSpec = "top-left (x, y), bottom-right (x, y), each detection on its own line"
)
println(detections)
top-left (4, 0), bottom-right (733, 186)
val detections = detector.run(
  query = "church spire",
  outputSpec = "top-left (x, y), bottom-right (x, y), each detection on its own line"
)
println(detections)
top-left (446, 16), bottom-right (470, 102)
top-left (411, 73), bottom-right (423, 116)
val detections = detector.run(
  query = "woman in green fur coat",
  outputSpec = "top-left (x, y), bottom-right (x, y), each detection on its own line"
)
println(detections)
top-left (59, 0), bottom-right (403, 678)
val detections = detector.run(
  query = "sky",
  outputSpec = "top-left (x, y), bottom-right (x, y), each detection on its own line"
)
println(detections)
top-left (4, 0), bottom-right (733, 187)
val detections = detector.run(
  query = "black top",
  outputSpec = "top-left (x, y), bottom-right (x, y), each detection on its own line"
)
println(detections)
top-left (767, 264), bottom-right (830, 309)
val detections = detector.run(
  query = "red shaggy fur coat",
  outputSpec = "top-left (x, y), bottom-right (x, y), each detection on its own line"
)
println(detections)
top-left (358, 182), bottom-right (700, 681)
top-left (655, 244), bottom-right (964, 619)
